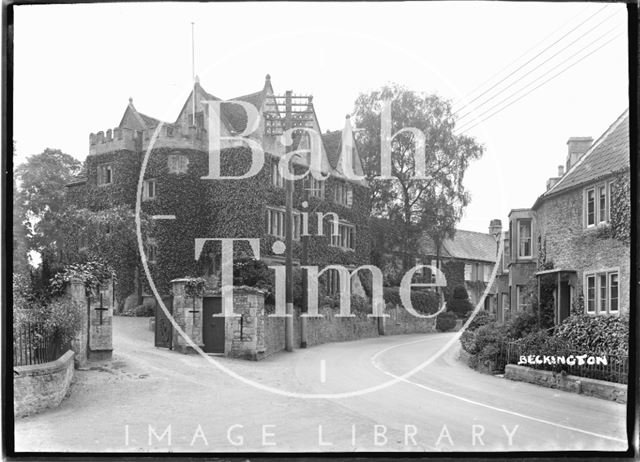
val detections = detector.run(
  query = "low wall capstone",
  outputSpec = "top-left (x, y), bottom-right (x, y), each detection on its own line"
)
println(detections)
top-left (505, 364), bottom-right (627, 403)
top-left (14, 350), bottom-right (75, 417)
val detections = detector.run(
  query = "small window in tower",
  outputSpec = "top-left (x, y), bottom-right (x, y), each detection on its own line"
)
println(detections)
top-left (168, 154), bottom-right (189, 174)
top-left (97, 164), bottom-right (114, 186)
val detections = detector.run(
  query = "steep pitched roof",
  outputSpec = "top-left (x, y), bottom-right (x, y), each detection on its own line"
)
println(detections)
top-left (321, 130), bottom-right (342, 168)
top-left (543, 109), bottom-right (629, 197)
top-left (442, 230), bottom-right (497, 263)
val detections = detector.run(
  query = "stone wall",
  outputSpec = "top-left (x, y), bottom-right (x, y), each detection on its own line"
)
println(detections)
top-left (505, 364), bottom-right (627, 403)
top-left (535, 186), bottom-right (630, 314)
top-left (67, 280), bottom-right (88, 368)
top-left (381, 304), bottom-right (436, 335)
top-left (259, 304), bottom-right (435, 360)
top-left (14, 351), bottom-right (75, 417)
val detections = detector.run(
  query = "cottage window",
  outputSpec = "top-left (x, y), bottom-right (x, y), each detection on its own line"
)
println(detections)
top-left (586, 189), bottom-right (595, 226)
top-left (517, 220), bottom-right (532, 258)
top-left (516, 285), bottom-right (529, 311)
top-left (97, 164), bottom-right (113, 186)
top-left (464, 264), bottom-right (472, 281)
top-left (586, 275), bottom-right (596, 313)
top-left (609, 273), bottom-right (619, 313)
top-left (143, 179), bottom-right (156, 201)
top-left (333, 182), bottom-right (353, 207)
top-left (168, 154), bottom-right (189, 174)
top-left (585, 270), bottom-right (619, 315)
top-left (266, 207), bottom-right (300, 240)
top-left (584, 183), bottom-right (611, 228)
top-left (598, 185), bottom-right (607, 223)
top-left (330, 222), bottom-right (355, 250)
top-left (271, 160), bottom-right (285, 188)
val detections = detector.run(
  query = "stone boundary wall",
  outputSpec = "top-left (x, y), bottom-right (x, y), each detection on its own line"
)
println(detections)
top-left (14, 350), bottom-right (75, 418)
top-left (260, 304), bottom-right (435, 360)
top-left (382, 304), bottom-right (437, 335)
top-left (505, 364), bottom-right (627, 403)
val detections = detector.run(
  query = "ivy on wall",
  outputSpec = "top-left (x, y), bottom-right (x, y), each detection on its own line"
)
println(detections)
top-left (66, 146), bottom-right (372, 298)
top-left (609, 169), bottom-right (630, 244)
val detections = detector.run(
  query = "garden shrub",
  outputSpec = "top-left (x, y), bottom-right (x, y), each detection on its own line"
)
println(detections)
top-left (472, 322), bottom-right (508, 368)
top-left (436, 312), bottom-right (457, 332)
top-left (554, 314), bottom-right (629, 356)
top-left (134, 304), bottom-right (155, 317)
top-left (466, 310), bottom-right (494, 331)
top-left (44, 298), bottom-right (84, 346)
top-left (460, 330), bottom-right (477, 354)
top-left (383, 287), bottom-right (439, 314)
top-left (448, 285), bottom-right (473, 318)
top-left (505, 310), bottom-right (540, 340)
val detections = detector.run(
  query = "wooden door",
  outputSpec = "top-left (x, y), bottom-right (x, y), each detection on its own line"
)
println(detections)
top-left (203, 296), bottom-right (224, 354)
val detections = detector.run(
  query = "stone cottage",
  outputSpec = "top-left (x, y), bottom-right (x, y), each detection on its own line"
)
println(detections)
top-left (495, 109), bottom-right (630, 324)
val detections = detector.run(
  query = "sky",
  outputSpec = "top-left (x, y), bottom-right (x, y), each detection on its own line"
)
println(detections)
top-left (13, 1), bottom-right (629, 233)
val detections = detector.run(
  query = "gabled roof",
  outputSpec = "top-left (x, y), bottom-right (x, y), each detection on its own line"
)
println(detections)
top-left (542, 109), bottom-right (629, 198)
top-left (321, 130), bottom-right (342, 168)
top-left (119, 101), bottom-right (163, 131)
top-left (441, 230), bottom-right (497, 263)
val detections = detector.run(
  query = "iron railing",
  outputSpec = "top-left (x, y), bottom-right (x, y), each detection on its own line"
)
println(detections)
top-left (13, 322), bottom-right (71, 367)
top-left (493, 340), bottom-right (628, 384)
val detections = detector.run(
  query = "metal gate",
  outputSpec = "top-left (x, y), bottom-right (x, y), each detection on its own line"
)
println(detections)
top-left (154, 296), bottom-right (173, 349)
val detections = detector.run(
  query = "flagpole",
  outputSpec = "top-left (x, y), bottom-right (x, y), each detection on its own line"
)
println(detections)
top-left (191, 22), bottom-right (195, 126)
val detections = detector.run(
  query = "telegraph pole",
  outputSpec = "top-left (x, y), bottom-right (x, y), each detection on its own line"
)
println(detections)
top-left (263, 89), bottom-right (314, 353)
top-left (284, 90), bottom-right (294, 352)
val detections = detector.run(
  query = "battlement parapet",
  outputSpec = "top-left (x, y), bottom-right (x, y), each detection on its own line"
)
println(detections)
top-left (89, 127), bottom-right (137, 155)
top-left (89, 124), bottom-right (212, 155)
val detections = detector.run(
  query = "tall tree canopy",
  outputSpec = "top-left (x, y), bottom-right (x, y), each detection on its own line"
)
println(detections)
top-left (353, 83), bottom-right (483, 269)
top-left (15, 148), bottom-right (82, 254)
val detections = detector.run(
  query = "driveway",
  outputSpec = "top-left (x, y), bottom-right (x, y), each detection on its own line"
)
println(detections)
top-left (14, 316), bottom-right (627, 452)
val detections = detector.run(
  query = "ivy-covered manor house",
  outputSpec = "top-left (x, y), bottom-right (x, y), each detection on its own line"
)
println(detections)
top-left (65, 75), bottom-right (371, 311)
top-left (493, 109), bottom-right (630, 325)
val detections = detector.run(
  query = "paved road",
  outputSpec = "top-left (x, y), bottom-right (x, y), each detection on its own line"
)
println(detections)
top-left (14, 317), bottom-right (627, 453)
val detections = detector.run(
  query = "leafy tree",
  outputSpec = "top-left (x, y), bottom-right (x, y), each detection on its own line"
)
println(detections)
top-left (353, 84), bottom-right (482, 269)
top-left (12, 143), bottom-right (30, 274)
top-left (15, 148), bottom-right (82, 255)
top-left (448, 285), bottom-right (473, 318)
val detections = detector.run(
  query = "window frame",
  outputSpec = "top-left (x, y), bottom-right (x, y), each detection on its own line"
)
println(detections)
top-left (265, 206), bottom-right (301, 241)
top-left (584, 182), bottom-right (612, 228)
top-left (516, 219), bottom-right (532, 259)
top-left (333, 181), bottom-right (353, 208)
top-left (271, 159), bottom-right (285, 188)
top-left (143, 178), bottom-right (157, 201)
top-left (329, 221), bottom-right (356, 251)
top-left (584, 268), bottom-right (620, 316)
top-left (516, 285), bottom-right (529, 311)
top-left (147, 238), bottom-right (158, 264)
top-left (168, 154), bottom-right (189, 174)
top-left (97, 163), bottom-right (114, 186)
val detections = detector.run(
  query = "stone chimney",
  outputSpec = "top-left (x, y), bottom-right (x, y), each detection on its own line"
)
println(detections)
top-left (489, 219), bottom-right (502, 237)
top-left (557, 165), bottom-right (564, 176)
top-left (566, 137), bottom-right (593, 171)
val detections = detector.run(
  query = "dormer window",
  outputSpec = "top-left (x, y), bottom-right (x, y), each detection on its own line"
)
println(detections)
top-left (97, 164), bottom-right (113, 186)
